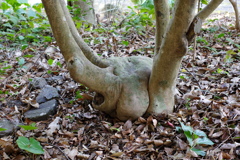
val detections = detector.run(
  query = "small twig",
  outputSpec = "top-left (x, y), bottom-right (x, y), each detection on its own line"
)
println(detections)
top-left (182, 66), bottom-right (203, 91)
top-left (212, 132), bottom-right (235, 151)
top-left (44, 143), bottom-right (71, 160)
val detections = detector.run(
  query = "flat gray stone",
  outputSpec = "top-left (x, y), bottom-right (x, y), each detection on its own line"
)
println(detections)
top-left (24, 99), bottom-right (58, 121)
top-left (36, 85), bottom-right (59, 103)
top-left (30, 77), bottom-right (48, 89)
top-left (0, 119), bottom-right (15, 137)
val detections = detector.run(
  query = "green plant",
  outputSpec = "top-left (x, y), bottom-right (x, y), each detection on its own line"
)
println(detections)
top-left (196, 37), bottom-right (209, 45)
top-left (224, 50), bottom-right (237, 63)
top-left (0, 61), bottom-right (12, 75)
top-left (0, 0), bottom-right (51, 47)
top-left (226, 38), bottom-right (240, 49)
top-left (215, 68), bottom-right (229, 75)
top-left (184, 98), bottom-right (191, 110)
top-left (124, 0), bottom-right (156, 34)
top-left (0, 128), bottom-right (7, 131)
top-left (47, 58), bottom-right (63, 74)
top-left (18, 123), bottom-right (38, 130)
top-left (17, 123), bottom-right (44, 155)
top-left (16, 136), bottom-right (44, 154)
top-left (176, 121), bottom-right (214, 156)
top-left (69, 90), bottom-right (83, 104)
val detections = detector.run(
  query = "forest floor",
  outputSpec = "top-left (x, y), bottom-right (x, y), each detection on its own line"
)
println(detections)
top-left (0, 11), bottom-right (240, 160)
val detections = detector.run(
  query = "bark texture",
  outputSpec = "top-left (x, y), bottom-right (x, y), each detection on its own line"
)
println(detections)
top-left (154, 0), bottom-right (170, 55)
top-left (42, 0), bottom-right (223, 120)
top-left (147, 0), bottom-right (198, 114)
top-left (229, 0), bottom-right (240, 31)
top-left (197, 0), bottom-right (224, 20)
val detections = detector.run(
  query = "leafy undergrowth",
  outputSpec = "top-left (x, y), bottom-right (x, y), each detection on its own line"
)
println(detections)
top-left (0, 14), bottom-right (240, 159)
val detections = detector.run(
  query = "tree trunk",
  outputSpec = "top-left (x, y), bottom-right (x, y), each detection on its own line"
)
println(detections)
top-left (229, 0), bottom-right (240, 31)
top-left (68, 0), bottom-right (96, 24)
top-left (41, 0), bottom-right (223, 121)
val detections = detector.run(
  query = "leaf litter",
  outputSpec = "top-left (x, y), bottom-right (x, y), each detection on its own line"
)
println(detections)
top-left (0, 14), bottom-right (239, 159)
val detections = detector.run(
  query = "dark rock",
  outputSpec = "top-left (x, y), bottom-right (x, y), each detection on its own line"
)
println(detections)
top-left (24, 99), bottom-right (58, 121)
top-left (36, 85), bottom-right (59, 103)
top-left (0, 119), bottom-right (15, 137)
top-left (30, 77), bottom-right (48, 89)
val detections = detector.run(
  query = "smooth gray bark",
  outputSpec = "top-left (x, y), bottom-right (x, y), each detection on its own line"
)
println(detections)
top-left (42, 0), bottom-right (223, 120)
top-left (229, 0), bottom-right (240, 30)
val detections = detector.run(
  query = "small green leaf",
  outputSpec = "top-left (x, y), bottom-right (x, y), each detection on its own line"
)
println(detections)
top-left (194, 130), bottom-right (207, 137)
top-left (44, 36), bottom-right (52, 42)
top-left (17, 136), bottom-right (44, 154)
top-left (226, 50), bottom-right (236, 55)
top-left (18, 123), bottom-right (38, 130)
top-left (201, 0), bottom-right (208, 5)
top-left (121, 41), bottom-right (129, 46)
top-left (3, 23), bottom-right (12, 28)
top-left (47, 59), bottom-right (54, 65)
top-left (0, 128), bottom-right (7, 131)
top-left (176, 126), bottom-right (182, 132)
top-left (191, 148), bottom-right (206, 156)
top-left (1, 2), bottom-right (11, 10)
top-left (23, 54), bottom-right (34, 58)
top-left (179, 122), bottom-right (193, 133)
top-left (9, 15), bottom-right (19, 25)
top-left (179, 75), bottom-right (185, 79)
top-left (21, 44), bottom-right (28, 50)
top-left (26, 9), bottom-right (37, 18)
top-left (196, 137), bottom-right (214, 145)
top-left (18, 57), bottom-right (25, 66)
top-left (217, 33), bottom-right (225, 38)
top-left (110, 127), bottom-right (120, 132)
top-left (32, 3), bottom-right (43, 13)
top-left (2, 66), bottom-right (12, 70)
top-left (56, 62), bottom-right (62, 68)
top-left (184, 130), bottom-right (194, 147)
top-left (18, 36), bottom-right (25, 40)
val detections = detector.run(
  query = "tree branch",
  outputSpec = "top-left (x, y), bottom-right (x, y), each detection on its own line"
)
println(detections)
top-left (187, 0), bottom-right (223, 42)
top-left (154, 0), bottom-right (170, 55)
top-left (148, 0), bottom-right (198, 114)
top-left (196, 0), bottom-right (224, 20)
top-left (42, 0), bottom-right (121, 111)
top-left (59, 0), bottom-right (109, 68)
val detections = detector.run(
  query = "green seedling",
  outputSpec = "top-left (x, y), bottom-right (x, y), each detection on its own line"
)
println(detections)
top-left (196, 37), bottom-right (209, 45)
top-left (176, 121), bottom-right (214, 156)
top-left (121, 40), bottom-right (129, 46)
top-left (216, 68), bottom-right (229, 75)
top-left (216, 33), bottom-right (225, 39)
top-left (17, 123), bottom-right (44, 155)
top-left (224, 50), bottom-right (237, 63)
top-left (184, 98), bottom-right (191, 110)
top-left (110, 127), bottom-right (121, 132)
top-left (17, 136), bottom-right (44, 155)
top-left (47, 59), bottom-right (54, 65)
top-left (69, 90), bottom-right (83, 104)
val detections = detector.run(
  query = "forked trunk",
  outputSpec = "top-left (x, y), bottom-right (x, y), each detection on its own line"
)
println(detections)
top-left (42, 0), bottom-right (223, 120)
